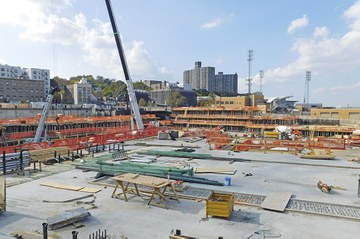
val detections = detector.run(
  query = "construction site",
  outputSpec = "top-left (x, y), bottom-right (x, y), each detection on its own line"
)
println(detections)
top-left (1, 1), bottom-right (360, 238)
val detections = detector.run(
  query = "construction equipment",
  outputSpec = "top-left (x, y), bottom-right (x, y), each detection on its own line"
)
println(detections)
top-left (105, 0), bottom-right (144, 130)
top-left (33, 87), bottom-right (60, 143)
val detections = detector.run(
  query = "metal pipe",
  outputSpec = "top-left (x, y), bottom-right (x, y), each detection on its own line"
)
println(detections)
top-left (19, 150), bottom-right (23, 173)
top-left (42, 223), bottom-right (48, 239)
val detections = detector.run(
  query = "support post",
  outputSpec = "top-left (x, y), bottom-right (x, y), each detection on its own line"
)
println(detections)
top-left (2, 151), bottom-right (6, 175)
top-left (358, 175), bottom-right (360, 198)
top-left (42, 223), bottom-right (48, 239)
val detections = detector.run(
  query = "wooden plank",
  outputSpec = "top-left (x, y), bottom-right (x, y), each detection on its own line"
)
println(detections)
top-left (40, 182), bottom-right (84, 191)
top-left (260, 192), bottom-right (292, 212)
top-left (195, 167), bottom-right (236, 175)
top-left (0, 176), bottom-right (5, 212)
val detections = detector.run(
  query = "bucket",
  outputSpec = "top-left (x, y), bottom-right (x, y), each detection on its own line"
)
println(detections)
top-left (224, 176), bottom-right (231, 186)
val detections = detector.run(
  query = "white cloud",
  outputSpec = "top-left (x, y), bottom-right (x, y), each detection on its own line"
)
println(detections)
top-left (287, 15), bottom-right (309, 33)
top-left (201, 18), bottom-right (223, 29)
top-left (0, 0), bottom-right (172, 81)
top-left (264, 1), bottom-right (360, 97)
top-left (314, 26), bottom-right (329, 38)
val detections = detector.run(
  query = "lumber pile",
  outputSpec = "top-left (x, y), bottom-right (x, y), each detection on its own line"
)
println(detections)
top-left (30, 146), bottom-right (72, 163)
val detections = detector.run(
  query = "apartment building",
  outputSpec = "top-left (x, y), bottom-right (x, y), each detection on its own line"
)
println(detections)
top-left (0, 77), bottom-right (45, 103)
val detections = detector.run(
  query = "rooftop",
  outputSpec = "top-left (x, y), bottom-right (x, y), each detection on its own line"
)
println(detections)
top-left (1, 137), bottom-right (360, 238)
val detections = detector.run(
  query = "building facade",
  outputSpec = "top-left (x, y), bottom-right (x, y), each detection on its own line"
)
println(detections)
top-left (0, 64), bottom-right (50, 95)
top-left (24, 68), bottom-right (50, 94)
top-left (215, 72), bottom-right (238, 94)
top-left (0, 77), bottom-right (45, 103)
top-left (73, 78), bottom-right (92, 105)
top-left (310, 108), bottom-right (360, 120)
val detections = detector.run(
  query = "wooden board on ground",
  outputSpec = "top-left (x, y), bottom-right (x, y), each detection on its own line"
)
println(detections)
top-left (41, 182), bottom-right (84, 191)
top-left (0, 176), bottom-right (5, 212)
top-left (41, 182), bottom-right (101, 193)
top-left (195, 167), bottom-right (236, 175)
top-left (260, 192), bottom-right (292, 212)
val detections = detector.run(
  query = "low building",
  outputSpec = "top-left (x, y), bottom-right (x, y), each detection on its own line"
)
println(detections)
top-left (0, 77), bottom-right (45, 103)
top-left (73, 78), bottom-right (92, 105)
top-left (310, 108), bottom-right (360, 120)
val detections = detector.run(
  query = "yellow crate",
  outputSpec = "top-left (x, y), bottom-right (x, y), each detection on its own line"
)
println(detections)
top-left (206, 192), bottom-right (234, 220)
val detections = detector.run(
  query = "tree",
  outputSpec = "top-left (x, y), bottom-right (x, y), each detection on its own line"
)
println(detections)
top-left (168, 91), bottom-right (187, 107)
top-left (133, 82), bottom-right (152, 91)
top-left (138, 98), bottom-right (147, 107)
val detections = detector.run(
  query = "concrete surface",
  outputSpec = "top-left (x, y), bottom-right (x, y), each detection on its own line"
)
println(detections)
top-left (1, 138), bottom-right (360, 239)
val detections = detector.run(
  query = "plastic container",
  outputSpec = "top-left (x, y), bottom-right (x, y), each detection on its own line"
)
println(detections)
top-left (224, 176), bottom-right (231, 186)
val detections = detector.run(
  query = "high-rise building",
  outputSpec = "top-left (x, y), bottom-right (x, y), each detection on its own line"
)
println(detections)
top-left (183, 61), bottom-right (215, 92)
top-left (215, 72), bottom-right (238, 94)
top-left (183, 62), bottom-right (238, 94)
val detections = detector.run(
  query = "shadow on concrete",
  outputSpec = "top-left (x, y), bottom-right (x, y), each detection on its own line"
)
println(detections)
top-left (230, 210), bottom-right (260, 224)
top-left (0, 211), bottom-right (43, 228)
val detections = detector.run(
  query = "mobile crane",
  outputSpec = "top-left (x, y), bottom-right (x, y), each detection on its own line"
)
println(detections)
top-left (104, 0), bottom-right (144, 130)
top-left (33, 86), bottom-right (60, 143)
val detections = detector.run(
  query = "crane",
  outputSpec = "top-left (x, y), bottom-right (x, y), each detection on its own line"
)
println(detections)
top-left (104, 0), bottom-right (144, 130)
top-left (33, 86), bottom-right (60, 143)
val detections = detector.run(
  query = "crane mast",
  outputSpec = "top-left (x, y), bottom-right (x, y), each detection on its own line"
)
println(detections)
top-left (104, 0), bottom-right (144, 130)
top-left (33, 87), bottom-right (60, 143)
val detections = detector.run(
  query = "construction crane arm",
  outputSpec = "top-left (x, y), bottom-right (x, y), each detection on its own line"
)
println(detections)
top-left (33, 87), bottom-right (60, 143)
top-left (104, 0), bottom-right (144, 130)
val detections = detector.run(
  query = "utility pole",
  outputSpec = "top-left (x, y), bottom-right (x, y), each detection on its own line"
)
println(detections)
top-left (259, 70), bottom-right (264, 94)
top-left (305, 71), bottom-right (311, 110)
top-left (247, 49), bottom-right (254, 95)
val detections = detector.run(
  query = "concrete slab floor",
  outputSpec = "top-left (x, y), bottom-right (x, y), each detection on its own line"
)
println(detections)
top-left (1, 139), bottom-right (360, 238)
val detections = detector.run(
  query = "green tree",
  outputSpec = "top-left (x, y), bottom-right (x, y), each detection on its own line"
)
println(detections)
top-left (133, 82), bottom-right (152, 91)
top-left (167, 91), bottom-right (187, 107)
top-left (138, 98), bottom-right (147, 107)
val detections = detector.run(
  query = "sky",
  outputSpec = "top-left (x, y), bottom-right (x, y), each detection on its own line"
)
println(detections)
top-left (0, 0), bottom-right (360, 107)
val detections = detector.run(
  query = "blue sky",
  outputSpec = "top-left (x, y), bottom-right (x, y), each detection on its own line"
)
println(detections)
top-left (0, 0), bottom-right (360, 107)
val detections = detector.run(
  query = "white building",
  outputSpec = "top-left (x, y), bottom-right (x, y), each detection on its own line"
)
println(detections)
top-left (73, 78), bottom-right (92, 105)
top-left (0, 64), bottom-right (22, 79)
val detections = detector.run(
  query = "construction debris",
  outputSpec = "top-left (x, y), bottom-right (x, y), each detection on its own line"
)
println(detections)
top-left (47, 207), bottom-right (91, 230)
top-left (40, 182), bottom-right (101, 193)
top-left (317, 180), bottom-right (332, 194)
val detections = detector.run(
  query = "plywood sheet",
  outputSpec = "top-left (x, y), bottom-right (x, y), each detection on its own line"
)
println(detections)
top-left (260, 192), bottom-right (292, 212)
top-left (195, 167), bottom-right (236, 175)
top-left (114, 173), bottom-right (171, 187)
top-left (40, 182), bottom-right (84, 191)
